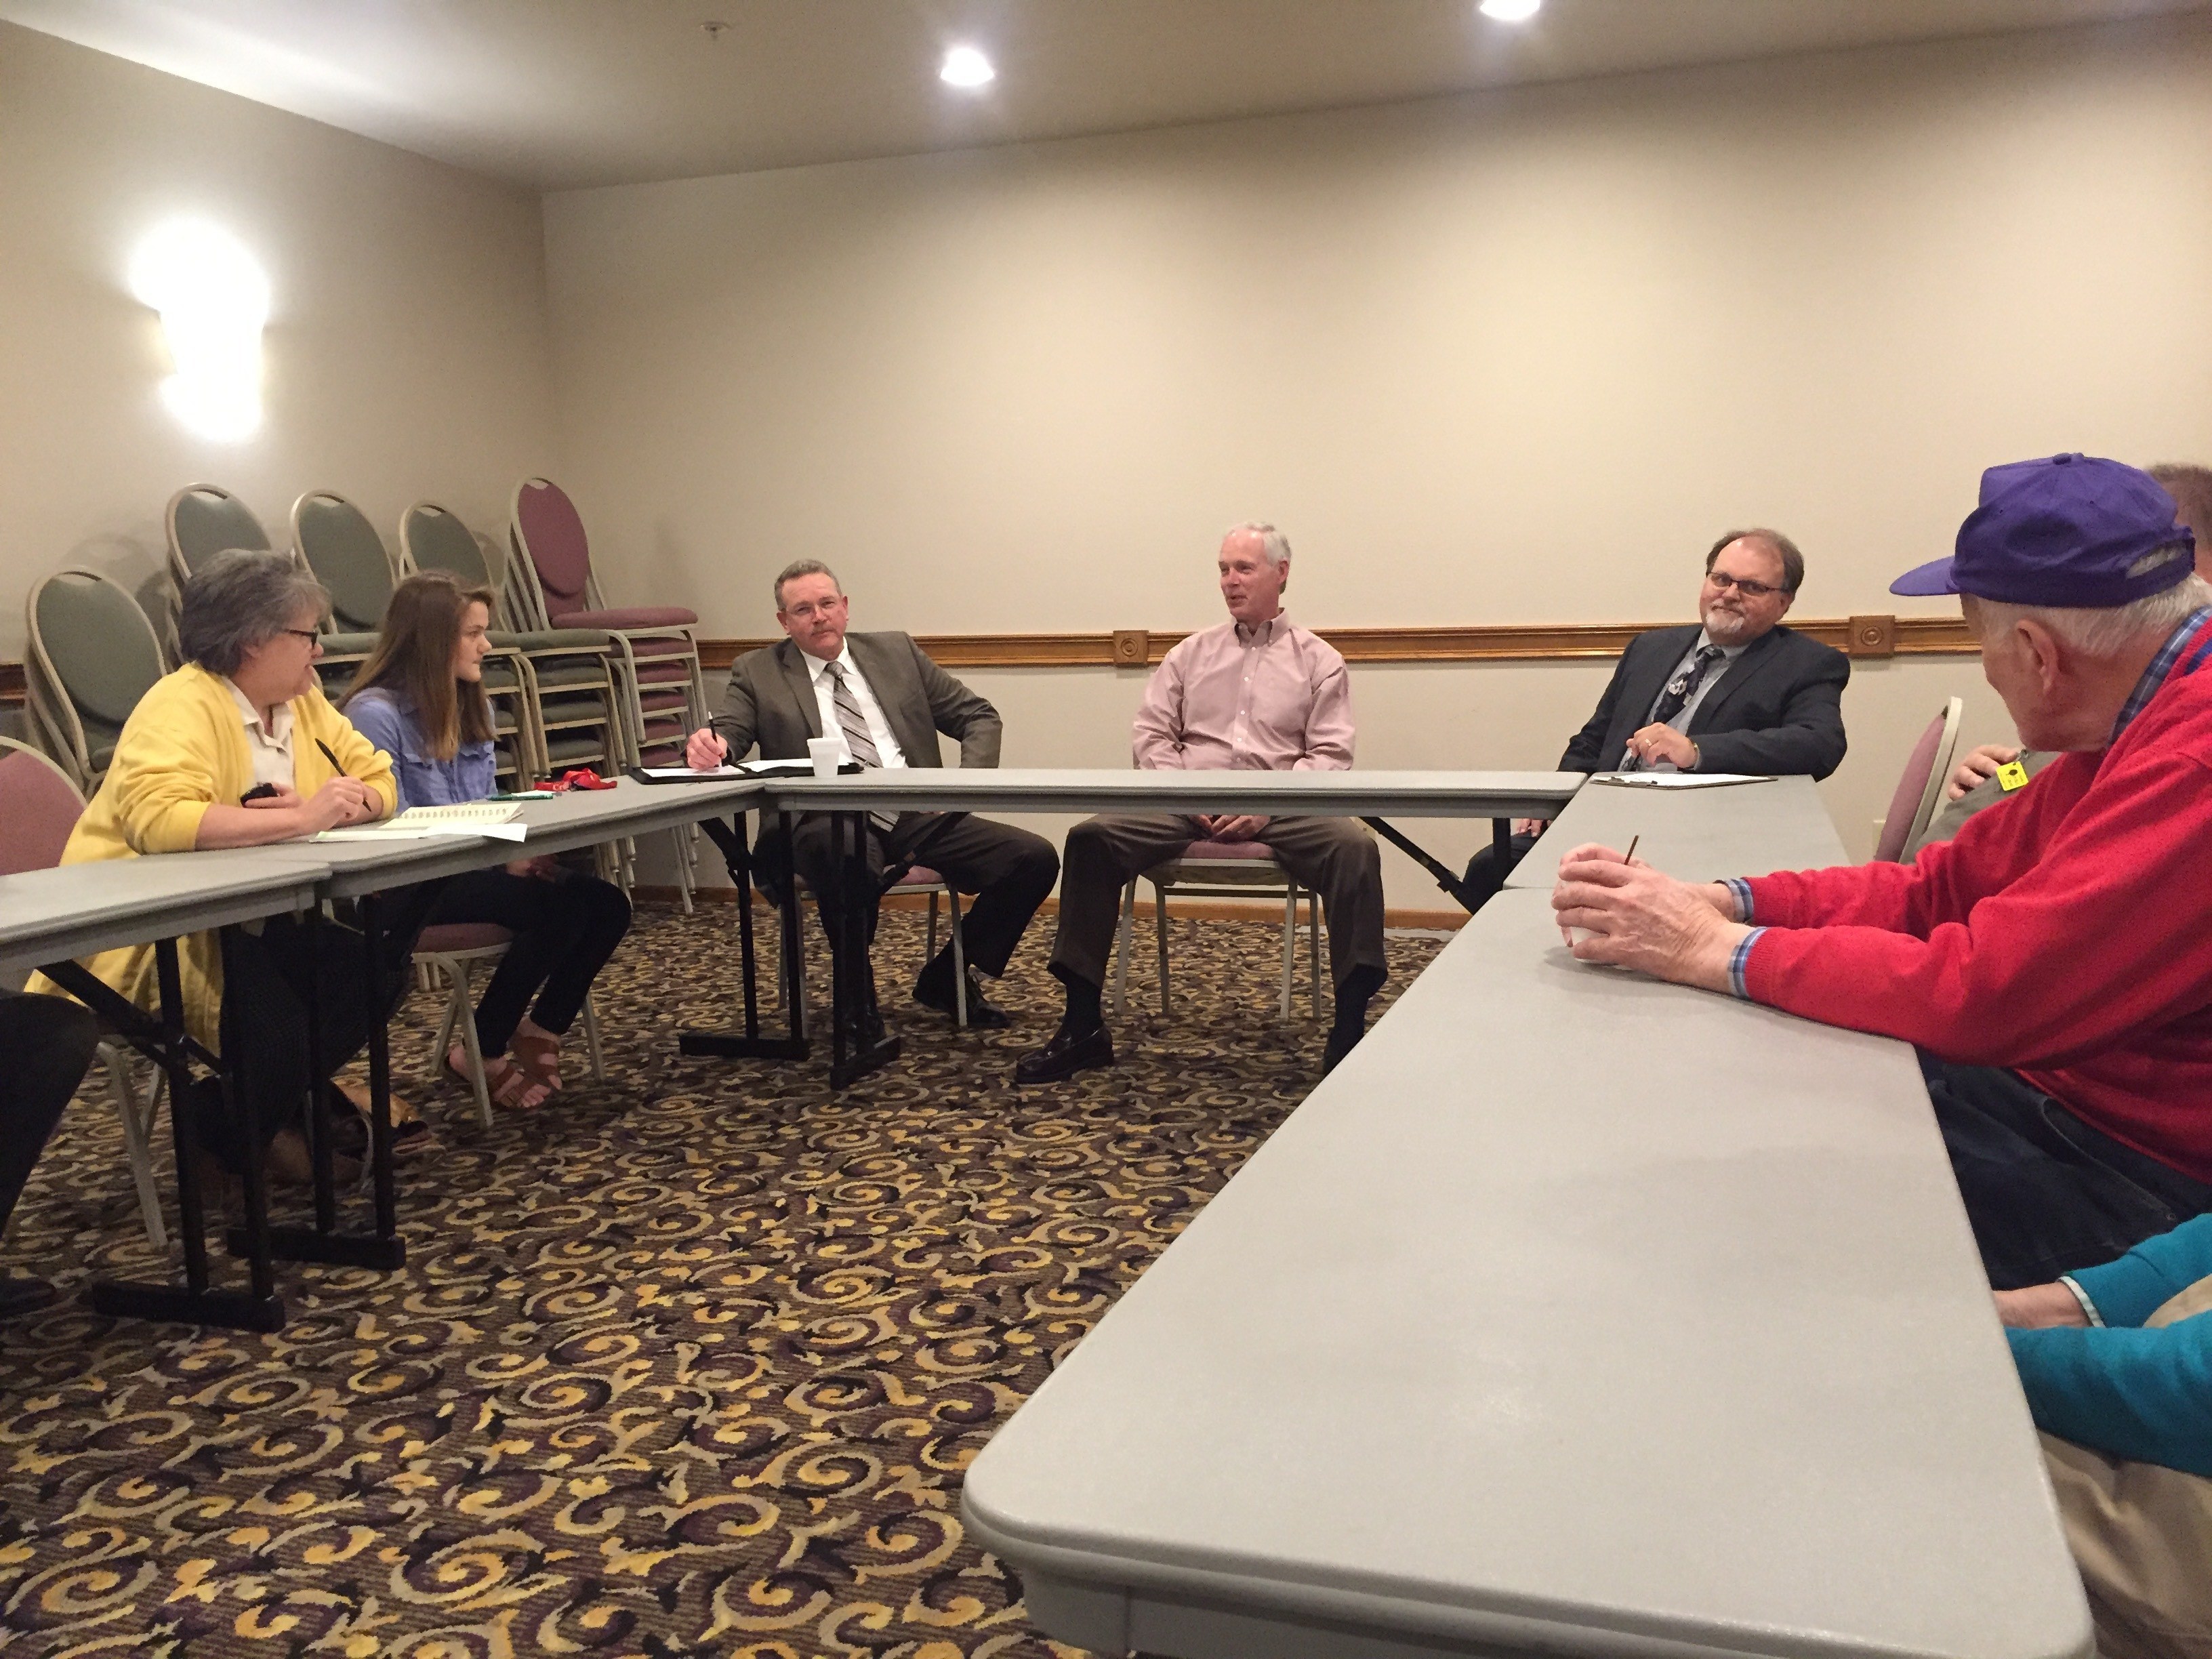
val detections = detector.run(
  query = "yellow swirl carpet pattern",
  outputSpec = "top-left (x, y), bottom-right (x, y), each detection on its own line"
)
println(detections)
top-left (0, 908), bottom-right (1438, 1658)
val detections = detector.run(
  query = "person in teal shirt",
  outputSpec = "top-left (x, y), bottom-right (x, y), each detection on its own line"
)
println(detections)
top-left (1999, 1213), bottom-right (2212, 1656)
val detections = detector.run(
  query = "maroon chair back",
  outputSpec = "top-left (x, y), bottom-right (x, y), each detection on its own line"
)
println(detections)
top-left (513, 477), bottom-right (594, 622)
top-left (0, 742), bottom-right (87, 875)
top-left (1873, 710), bottom-right (1949, 863)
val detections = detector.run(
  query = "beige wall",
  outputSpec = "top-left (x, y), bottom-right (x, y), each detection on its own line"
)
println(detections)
top-left (541, 20), bottom-right (2203, 899)
top-left (0, 21), bottom-right (558, 663)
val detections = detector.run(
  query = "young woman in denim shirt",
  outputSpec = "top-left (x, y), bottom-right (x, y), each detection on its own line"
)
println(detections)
top-left (344, 574), bottom-right (631, 1110)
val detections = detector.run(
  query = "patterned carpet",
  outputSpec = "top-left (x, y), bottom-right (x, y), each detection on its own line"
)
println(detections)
top-left (0, 907), bottom-right (1441, 1658)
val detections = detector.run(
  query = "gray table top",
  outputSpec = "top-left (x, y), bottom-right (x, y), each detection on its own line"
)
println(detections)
top-left (0, 853), bottom-right (330, 975)
top-left (963, 891), bottom-right (2089, 1659)
top-left (760, 767), bottom-right (1583, 819)
top-left (251, 778), bottom-right (766, 896)
top-left (1507, 774), bottom-right (1848, 889)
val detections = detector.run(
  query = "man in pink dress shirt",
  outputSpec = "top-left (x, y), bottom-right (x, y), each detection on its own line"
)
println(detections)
top-left (1014, 524), bottom-right (1385, 1084)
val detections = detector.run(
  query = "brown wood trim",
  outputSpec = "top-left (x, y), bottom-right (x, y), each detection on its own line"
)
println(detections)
top-left (0, 613), bottom-right (1974, 709)
top-left (636, 885), bottom-right (1469, 930)
top-left (694, 616), bottom-right (1975, 671)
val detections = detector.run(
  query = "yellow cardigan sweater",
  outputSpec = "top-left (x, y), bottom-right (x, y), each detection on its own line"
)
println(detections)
top-left (27, 664), bottom-right (396, 1049)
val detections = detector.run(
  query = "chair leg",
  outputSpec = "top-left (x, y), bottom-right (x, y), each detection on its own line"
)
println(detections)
top-left (581, 994), bottom-right (606, 1081)
top-left (437, 959), bottom-right (494, 1129)
top-left (102, 1044), bottom-right (167, 1250)
top-left (926, 890), bottom-right (939, 962)
top-left (429, 960), bottom-right (462, 1059)
top-left (1280, 886), bottom-right (1296, 1021)
top-left (948, 888), bottom-right (967, 1029)
top-left (1112, 879), bottom-right (1136, 1021)
top-left (1155, 883), bottom-right (1172, 1015)
top-left (1308, 888), bottom-right (1324, 1017)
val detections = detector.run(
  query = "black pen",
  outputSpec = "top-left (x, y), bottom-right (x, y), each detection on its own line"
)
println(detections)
top-left (1623, 834), bottom-right (1641, 865)
top-left (316, 738), bottom-right (348, 777)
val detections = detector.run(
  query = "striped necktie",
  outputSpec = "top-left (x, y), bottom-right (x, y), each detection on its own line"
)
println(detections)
top-left (825, 661), bottom-right (898, 831)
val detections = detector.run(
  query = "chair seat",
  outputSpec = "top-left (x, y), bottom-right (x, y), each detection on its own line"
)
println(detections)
top-left (556, 605), bottom-right (699, 630)
top-left (890, 865), bottom-right (947, 889)
top-left (492, 628), bottom-right (614, 651)
top-left (415, 922), bottom-right (512, 954)
top-left (1145, 839), bottom-right (1291, 888)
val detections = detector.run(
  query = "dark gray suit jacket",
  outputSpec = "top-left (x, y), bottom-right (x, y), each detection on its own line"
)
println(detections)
top-left (1559, 622), bottom-right (1850, 778)
top-left (710, 632), bottom-right (1002, 770)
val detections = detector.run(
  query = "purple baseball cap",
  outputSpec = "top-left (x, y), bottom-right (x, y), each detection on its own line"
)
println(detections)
top-left (1891, 453), bottom-right (2195, 607)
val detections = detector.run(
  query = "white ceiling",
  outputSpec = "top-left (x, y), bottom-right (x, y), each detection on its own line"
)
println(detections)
top-left (5, 0), bottom-right (2209, 192)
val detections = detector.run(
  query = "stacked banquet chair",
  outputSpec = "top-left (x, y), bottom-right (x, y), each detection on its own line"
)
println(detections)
top-left (290, 489), bottom-right (540, 791)
top-left (163, 483), bottom-right (276, 661)
top-left (22, 568), bottom-right (168, 796)
top-left (0, 737), bottom-right (169, 1248)
top-left (509, 477), bottom-right (707, 906)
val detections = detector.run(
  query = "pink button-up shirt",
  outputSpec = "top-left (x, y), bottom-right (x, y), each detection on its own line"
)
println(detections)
top-left (1132, 613), bottom-right (1355, 771)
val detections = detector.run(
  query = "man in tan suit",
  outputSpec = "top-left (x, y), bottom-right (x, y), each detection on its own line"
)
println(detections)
top-left (685, 560), bottom-right (1057, 1032)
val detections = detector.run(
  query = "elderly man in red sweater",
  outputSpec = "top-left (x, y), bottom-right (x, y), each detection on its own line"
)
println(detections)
top-left (1554, 453), bottom-right (2212, 1289)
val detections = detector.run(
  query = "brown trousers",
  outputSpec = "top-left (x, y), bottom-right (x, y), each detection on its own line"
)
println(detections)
top-left (1048, 813), bottom-right (1386, 996)
top-left (2041, 1277), bottom-right (2212, 1659)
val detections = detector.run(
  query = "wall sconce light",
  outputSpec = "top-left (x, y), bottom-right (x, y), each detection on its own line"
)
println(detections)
top-left (128, 218), bottom-right (270, 443)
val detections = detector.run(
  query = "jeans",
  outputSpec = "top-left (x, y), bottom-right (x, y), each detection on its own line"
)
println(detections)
top-left (1921, 1053), bottom-right (2212, 1289)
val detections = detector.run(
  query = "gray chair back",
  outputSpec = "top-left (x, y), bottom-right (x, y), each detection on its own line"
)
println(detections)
top-left (24, 569), bottom-right (166, 790)
top-left (167, 483), bottom-right (272, 578)
top-left (401, 501), bottom-right (495, 587)
top-left (293, 491), bottom-right (395, 634)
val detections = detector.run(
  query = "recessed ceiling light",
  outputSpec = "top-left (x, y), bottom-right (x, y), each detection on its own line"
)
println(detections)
top-left (940, 45), bottom-right (995, 89)
top-left (1479, 0), bottom-right (1542, 20)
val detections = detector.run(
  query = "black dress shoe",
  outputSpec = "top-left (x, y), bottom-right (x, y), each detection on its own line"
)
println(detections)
top-left (914, 968), bottom-right (1011, 1029)
top-left (1322, 1019), bottom-right (1366, 1074)
top-left (1013, 1023), bottom-right (1115, 1084)
top-left (0, 1276), bottom-right (60, 1321)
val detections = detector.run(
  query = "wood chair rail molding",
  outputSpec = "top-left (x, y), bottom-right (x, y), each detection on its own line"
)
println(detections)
top-left (0, 615), bottom-right (1970, 709)
top-left (695, 614), bottom-right (1971, 672)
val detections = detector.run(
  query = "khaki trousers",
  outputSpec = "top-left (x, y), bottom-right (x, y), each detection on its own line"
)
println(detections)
top-left (1048, 813), bottom-right (1386, 997)
top-left (2043, 1277), bottom-right (2212, 1659)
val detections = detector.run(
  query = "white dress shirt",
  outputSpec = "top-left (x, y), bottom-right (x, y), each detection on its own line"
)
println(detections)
top-left (226, 677), bottom-right (297, 791)
top-left (807, 643), bottom-right (908, 769)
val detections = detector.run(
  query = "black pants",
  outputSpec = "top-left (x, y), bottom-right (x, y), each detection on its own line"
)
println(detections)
top-left (0, 991), bottom-right (100, 1237)
top-left (204, 884), bottom-right (440, 1168)
top-left (1921, 1054), bottom-right (2212, 1289)
top-left (423, 869), bottom-right (632, 1053)
top-left (760, 811), bottom-right (1059, 983)
top-left (1461, 831), bottom-right (1540, 911)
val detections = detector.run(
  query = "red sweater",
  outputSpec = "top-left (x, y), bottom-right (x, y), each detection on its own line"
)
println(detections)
top-left (1743, 613), bottom-right (2212, 1185)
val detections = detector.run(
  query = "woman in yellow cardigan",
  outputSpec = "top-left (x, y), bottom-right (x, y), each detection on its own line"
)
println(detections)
top-left (32, 550), bottom-right (437, 1183)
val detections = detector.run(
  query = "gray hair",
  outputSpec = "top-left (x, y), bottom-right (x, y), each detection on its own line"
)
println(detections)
top-left (773, 558), bottom-right (841, 609)
top-left (1975, 561), bottom-right (2211, 659)
top-left (1225, 523), bottom-right (1292, 572)
top-left (176, 549), bottom-right (329, 676)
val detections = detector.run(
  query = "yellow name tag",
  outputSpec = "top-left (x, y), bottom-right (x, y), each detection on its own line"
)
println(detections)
top-left (1996, 760), bottom-right (2031, 792)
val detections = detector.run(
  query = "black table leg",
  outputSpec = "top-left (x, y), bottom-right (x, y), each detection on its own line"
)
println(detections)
top-left (1494, 816), bottom-right (1515, 864)
top-left (682, 808), bottom-right (810, 1061)
top-left (77, 934), bottom-right (286, 1332)
top-left (306, 903), bottom-right (335, 1235)
top-left (828, 808), bottom-right (899, 1090)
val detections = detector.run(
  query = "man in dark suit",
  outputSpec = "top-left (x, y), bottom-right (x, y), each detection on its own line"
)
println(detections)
top-left (1463, 527), bottom-right (1849, 903)
top-left (684, 560), bottom-right (1058, 1029)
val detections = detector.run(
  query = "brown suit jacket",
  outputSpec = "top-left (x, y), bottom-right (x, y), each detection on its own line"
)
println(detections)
top-left (710, 632), bottom-right (1002, 771)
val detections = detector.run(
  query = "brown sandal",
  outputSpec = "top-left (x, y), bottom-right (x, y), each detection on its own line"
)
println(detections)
top-left (506, 1027), bottom-right (565, 1094)
top-left (450, 1046), bottom-right (551, 1111)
